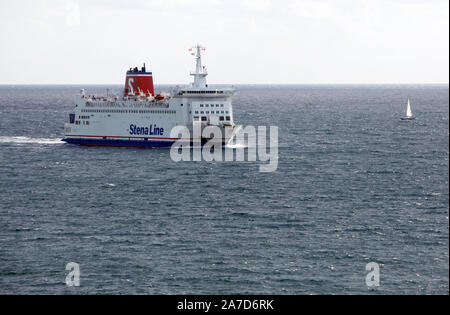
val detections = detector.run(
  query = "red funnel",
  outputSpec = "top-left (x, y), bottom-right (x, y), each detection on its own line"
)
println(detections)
top-left (123, 65), bottom-right (154, 97)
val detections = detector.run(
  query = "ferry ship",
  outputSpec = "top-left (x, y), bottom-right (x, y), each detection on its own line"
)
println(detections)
top-left (62, 45), bottom-right (240, 147)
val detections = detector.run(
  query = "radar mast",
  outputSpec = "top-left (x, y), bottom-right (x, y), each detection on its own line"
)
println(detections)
top-left (190, 44), bottom-right (208, 88)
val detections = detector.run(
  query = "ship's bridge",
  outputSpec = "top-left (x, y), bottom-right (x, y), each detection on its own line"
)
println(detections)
top-left (173, 44), bottom-right (235, 98)
top-left (173, 87), bottom-right (235, 97)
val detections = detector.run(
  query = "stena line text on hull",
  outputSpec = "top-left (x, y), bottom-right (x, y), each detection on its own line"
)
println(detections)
top-left (129, 124), bottom-right (164, 136)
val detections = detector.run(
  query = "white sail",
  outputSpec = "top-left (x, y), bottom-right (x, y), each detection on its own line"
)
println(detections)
top-left (406, 99), bottom-right (413, 117)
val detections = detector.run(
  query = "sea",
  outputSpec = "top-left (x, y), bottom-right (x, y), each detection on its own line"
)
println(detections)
top-left (0, 84), bottom-right (448, 294)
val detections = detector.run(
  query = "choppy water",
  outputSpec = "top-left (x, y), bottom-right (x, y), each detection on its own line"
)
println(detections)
top-left (0, 84), bottom-right (448, 294)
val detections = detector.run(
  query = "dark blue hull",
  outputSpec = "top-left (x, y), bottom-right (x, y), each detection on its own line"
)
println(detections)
top-left (62, 137), bottom-right (175, 148)
top-left (62, 137), bottom-right (226, 148)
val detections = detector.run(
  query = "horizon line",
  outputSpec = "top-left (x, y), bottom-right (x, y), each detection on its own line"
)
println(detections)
top-left (0, 82), bottom-right (449, 86)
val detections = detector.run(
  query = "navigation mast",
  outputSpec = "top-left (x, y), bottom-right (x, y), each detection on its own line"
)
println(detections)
top-left (190, 44), bottom-right (208, 88)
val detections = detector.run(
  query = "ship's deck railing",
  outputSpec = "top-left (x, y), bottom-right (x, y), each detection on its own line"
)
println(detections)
top-left (84, 99), bottom-right (170, 109)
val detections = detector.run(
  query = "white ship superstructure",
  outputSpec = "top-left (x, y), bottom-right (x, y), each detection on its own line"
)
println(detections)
top-left (63, 45), bottom-right (239, 147)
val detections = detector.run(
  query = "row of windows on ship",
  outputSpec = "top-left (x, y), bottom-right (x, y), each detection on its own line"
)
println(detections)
top-left (80, 109), bottom-right (176, 114)
top-left (75, 120), bottom-right (89, 125)
top-left (194, 110), bottom-right (229, 115)
top-left (74, 116), bottom-right (230, 125)
top-left (178, 90), bottom-right (229, 95)
top-left (194, 116), bottom-right (231, 122)
top-left (198, 103), bottom-right (225, 108)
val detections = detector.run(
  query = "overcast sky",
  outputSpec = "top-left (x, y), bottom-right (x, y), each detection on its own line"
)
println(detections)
top-left (0, 0), bottom-right (448, 84)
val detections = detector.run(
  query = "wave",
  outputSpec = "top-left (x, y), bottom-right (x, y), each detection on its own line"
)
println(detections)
top-left (0, 136), bottom-right (63, 145)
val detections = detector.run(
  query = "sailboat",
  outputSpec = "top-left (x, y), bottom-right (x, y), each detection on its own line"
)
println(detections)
top-left (400, 99), bottom-right (415, 120)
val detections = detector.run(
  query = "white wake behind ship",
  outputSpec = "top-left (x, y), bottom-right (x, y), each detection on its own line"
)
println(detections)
top-left (62, 45), bottom-right (240, 147)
